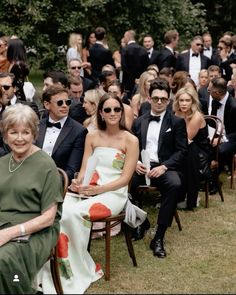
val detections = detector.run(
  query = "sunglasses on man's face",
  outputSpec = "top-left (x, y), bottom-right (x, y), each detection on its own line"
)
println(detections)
top-left (51, 99), bottom-right (72, 107)
top-left (103, 107), bottom-right (122, 113)
top-left (71, 66), bottom-right (81, 70)
top-left (151, 96), bottom-right (169, 103)
top-left (1, 85), bottom-right (12, 91)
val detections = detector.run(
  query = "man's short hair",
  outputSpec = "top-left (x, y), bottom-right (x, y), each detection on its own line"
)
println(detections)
top-left (42, 84), bottom-right (68, 102)
top-left (149, 78), bottom-right (170, 97)
top-left (43, 70), bottom-right (69, 88)
top-left (95, 27), bottom-right (106, 41)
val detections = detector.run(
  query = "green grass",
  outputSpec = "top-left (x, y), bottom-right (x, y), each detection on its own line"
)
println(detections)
top-left (86, 173), bottom-right (236, 294)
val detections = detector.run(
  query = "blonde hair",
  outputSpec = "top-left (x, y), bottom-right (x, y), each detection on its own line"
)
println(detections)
top-left (68, 33), bottom-right (83, 56)
top-left (136, 71), bottom-right (155, 105)
top-left (173, 86), bottom-right (200, 120)
top-left (0, 104), bottom-right (39, 140)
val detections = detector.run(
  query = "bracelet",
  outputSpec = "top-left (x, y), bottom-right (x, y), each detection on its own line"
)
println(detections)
top-left (19, 224), bottom-right (26, 236)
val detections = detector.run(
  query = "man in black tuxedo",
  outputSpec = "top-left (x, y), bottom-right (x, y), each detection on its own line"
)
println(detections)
top-left (204, 77), bottom-right (236, 192)
top-left (202, 32), bottom-right (218, 61)
top-left (121, 30), bottom-right (150, 99)
top-left (130, 79), bottom-right (188, 258)
top-left (143, 35), bottom-right (159, 66)
top-left (89, 27), bottom-right (115, 82)
top-left (35, 85), bottom-right (87, 183)
top-left (157, 29), bottom-right (179, 71)
top-left (176, 35), bottom-right (211, 86)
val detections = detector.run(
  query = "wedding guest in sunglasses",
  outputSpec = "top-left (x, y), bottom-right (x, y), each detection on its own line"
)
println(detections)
top-left (130, 78), bottom-right (188, 258)
top-left (176, 35), bottom-right (211, 86)
top-left (35, 84), bottom-right (87, 183)
top-left (40, 92), bottom-right (139, 294)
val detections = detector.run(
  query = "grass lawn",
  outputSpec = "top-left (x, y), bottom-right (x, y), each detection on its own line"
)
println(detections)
top-left (86, 173), bottom-right (236, 294)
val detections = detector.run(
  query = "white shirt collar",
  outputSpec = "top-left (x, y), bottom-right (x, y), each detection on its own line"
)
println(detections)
top-left (128, 40), bottom-right (136, 45)
top-left (10, 95), bottom-right (17, 105)
top-left (165, 46), bottom-right (173, 54)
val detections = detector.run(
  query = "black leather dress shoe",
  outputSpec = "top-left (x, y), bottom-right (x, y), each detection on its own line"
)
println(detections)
top-left (150, 238), bottom-right (166, 258)
top-left (132, 218), bottom-right (150, 241)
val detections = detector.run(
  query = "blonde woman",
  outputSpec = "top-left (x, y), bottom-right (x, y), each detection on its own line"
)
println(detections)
top-left (67, 33), bottom-right (90, 77)
top-left (83, 88), bottom-right (105, 131)
top-left (173, 86), bottom-right (210, 210)
top-left (130, 71), bottom-right (155, 117)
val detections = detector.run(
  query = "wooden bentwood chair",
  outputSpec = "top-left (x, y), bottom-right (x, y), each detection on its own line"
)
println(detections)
top-left (49, 167), bottom-right (69, 294)
top-left (230, 154), bottom-right (236, 189)
top-left (203, 115), bottom-right (224, 208)
top-left (88, 212), bottom-right (138, 281)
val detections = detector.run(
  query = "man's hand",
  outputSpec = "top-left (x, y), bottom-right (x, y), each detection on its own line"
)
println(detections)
top-left (147, 165), bottom-right (167, 178)
top-left (136, 162), bottom-right (147, 175)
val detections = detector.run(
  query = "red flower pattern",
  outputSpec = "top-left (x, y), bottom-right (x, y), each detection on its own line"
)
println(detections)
top-left (89, 203), bottom-right (111, 221)
top-left (57, 233), bottom-right (69, 258)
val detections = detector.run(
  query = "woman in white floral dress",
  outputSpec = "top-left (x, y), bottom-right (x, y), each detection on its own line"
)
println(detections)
top-left (40, 93), bottom-right (139, 294)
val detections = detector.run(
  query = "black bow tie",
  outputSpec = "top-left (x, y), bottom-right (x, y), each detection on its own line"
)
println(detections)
top-left (204, 47), bottom-right (210, 51)
top-left (46, 121), bottom-right (61, 129)
top-left (149, 114), bottom-right (161, 123)
top-left (192, 53), bottom-right (199, 57)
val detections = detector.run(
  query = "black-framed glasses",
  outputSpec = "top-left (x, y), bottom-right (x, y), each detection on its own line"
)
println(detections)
top-left (1, 85), bottom-right (12, 91)
top-left (196, 43), bottom-right (203, 47)
top-left (151, 96), bottom-right (169, 103)
top-left (103, 107), bottom-right (122, 113)
top-left (51, 99), bottom-right (72, 107)
top-left (71, 66), bottom-right (81, 70)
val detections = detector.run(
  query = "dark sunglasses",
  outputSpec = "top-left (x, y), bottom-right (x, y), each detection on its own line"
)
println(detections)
top-left (1, 85), bottom-right (12, 90)
top-left (103, 107), bottom-right (122, 113)
top-left (71, 66), bottom-right (81, 70)
top-left (217, 46), bottom-right (224, 51)
top-left (151, 96), bottom-right (169, 103)
top-left (51, 99), bottom-right (72, 107)
top-left (196, 43), bottom-right (203, 47)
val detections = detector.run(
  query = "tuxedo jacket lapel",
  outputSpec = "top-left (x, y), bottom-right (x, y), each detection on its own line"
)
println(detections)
top-left (141, 115), bottom-right (150, 149)
top-left (52, 118), bottom-right (72, 155)
top-left (37, 119), bottom-right (47, 148)
top-left (158, 112), bottom-right (170, 154)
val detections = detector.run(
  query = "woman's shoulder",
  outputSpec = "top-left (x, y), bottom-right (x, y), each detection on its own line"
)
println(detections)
top-left (123, 130), bottom-right (138, 145)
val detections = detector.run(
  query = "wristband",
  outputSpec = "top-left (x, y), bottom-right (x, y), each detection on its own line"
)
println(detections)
top-left (19, 224), bottom-right (26, 236)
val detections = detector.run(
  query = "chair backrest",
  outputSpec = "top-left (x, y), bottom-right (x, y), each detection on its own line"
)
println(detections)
top-left (204, 115), bottom-right (224, 161)
top-left (57, 167), bottom-right (69, 198)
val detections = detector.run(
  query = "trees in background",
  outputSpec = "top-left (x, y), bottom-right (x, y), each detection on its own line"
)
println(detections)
top-left (0, 0), bottom-right (208, 70)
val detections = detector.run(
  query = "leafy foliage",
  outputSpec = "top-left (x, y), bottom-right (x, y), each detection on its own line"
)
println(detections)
top-left (0, 0), bottom-right (207, 71)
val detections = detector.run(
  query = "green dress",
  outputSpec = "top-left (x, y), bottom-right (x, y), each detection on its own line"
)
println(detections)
top-left (0, 150), bottom-right (63, 294)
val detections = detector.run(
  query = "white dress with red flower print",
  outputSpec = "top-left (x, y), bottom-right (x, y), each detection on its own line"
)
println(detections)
top-left (39, 147), bottom-right (128, 294)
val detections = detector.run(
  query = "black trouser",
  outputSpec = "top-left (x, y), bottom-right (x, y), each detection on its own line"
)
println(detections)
top-left (130, 170), bottom-right (182, 227)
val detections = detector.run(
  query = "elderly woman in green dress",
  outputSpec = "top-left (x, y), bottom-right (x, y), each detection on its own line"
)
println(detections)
top-left (0, 103), bottom-right (63, 294)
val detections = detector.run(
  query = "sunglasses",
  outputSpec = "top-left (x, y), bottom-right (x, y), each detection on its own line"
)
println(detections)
top-left (151, 96), bottom-right (169, 103)
top-left (196, 43), bottom-right (203, 47)
top-left (51, 99), bottom-right (72, 107)
top-left (71, 66), bottom-right (81, 70)
top-left (1, 85), bottom-right (12, 90)
top-left (217, 46), bottom-right (224, 51)
top-left (103, 107), bottom-right (122, 113)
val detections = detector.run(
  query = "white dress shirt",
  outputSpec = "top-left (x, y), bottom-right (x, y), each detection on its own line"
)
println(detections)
top-left (189, 49), bottom-right (201, 86)
top-left (146, 111), bottom-right (166, 163)
top-left (42, 116), bottom-right (67, 156)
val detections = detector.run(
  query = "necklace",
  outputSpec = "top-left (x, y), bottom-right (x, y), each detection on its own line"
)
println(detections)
top-left (8, 152), bottom-right (31, 173)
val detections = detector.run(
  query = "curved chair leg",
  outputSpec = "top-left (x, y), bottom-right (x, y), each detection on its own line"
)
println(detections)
top-left (205, 181), bottom-right (209, 208)
top-left (122, 222), bottom-right (137, 267)
top-left (50, 248), bottom-right (63, 294)
top-left (104, 221), bottom-right (111, 281)
top-left (174, 210), bottom-right (182, 231)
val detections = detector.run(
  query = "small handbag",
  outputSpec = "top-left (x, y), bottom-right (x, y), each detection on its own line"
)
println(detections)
top-left (199, 152), bottom-right (211, 179)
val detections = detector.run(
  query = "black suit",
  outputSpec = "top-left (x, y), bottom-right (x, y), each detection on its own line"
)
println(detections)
top-left (203, 94), bottom-right (236, 170)
top-left (131, 110), bottom-right (188, 227)
top-left (176, 51), bottom-right (211, 73)
top-left (157, 47), bottom-right (177, 71)
top-left (148, 49), bottom-right (159, 66)
top-left (121, 42), bottom-right (150, 98)
top-left (36, 116), bottom-right (88, 182)
top-left (89, 43), bottom-right (114, 80)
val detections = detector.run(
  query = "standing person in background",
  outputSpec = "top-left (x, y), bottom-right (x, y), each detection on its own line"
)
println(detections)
top-left (0, 104), bottom-right (63, 294)
top-left (7, 38), bottom-right (30, 101)
top-left (121, 30), bottom-right (150, 99)
top-left (157, 30), bottom-right (179, 71)
top-left (143, 35), bottom-right (159, 66)
top-left (66, 33), bottom-right (85, 77)
top-left (176, 35), bottom-right (211, 86)
top-left (202, 32), bottom-right (218, 60)
top-left (89, 27), bottom-right (115, 83)
top-left (82, 31), bottom-right (96, 78)
top-left (0, 36), bottom-right (10, 72)
top-left (112, 37), bottom-right (126, 80)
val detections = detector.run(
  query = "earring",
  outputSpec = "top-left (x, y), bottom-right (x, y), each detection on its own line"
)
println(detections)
top-left (101, 117), bottom-right (104, 121)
